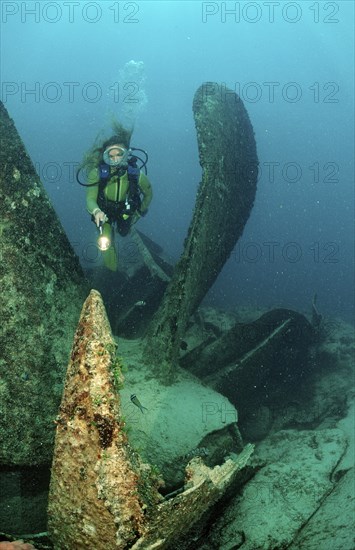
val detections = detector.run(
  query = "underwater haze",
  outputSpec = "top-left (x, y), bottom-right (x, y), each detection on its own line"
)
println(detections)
top-left (1, 0), bottom-right (354, 323)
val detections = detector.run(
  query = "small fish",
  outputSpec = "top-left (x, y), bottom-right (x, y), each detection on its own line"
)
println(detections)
top-left (180, 340), bottom-right (188, 351)
top-left (135, 300), bottom-right (146, 307)
top-left (130, 394), bottom-right (148, 413)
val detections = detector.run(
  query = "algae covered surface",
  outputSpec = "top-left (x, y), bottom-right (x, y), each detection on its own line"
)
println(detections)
top-left (0, 102), bottom-right (88, 466)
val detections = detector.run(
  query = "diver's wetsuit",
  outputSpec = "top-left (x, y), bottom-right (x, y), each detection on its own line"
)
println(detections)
top-left (86, 166), bottom-right (152, 270)
top-left (86, 167), bottom-right (152, 224)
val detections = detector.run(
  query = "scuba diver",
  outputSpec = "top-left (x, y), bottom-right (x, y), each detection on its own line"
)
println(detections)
top-left (77, 124), bottom-right (152, 271)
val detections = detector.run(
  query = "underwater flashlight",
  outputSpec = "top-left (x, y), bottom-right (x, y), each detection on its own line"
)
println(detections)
top-left (97, 222), bottom-right (111, 251)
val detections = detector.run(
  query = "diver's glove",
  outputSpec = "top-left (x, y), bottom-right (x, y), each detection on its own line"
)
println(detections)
top-left (92, 208), bottom-right (108, 227)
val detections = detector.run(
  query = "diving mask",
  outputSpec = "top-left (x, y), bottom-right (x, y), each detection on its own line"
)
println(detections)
top-left (103, 145), bottom-right (129, 167)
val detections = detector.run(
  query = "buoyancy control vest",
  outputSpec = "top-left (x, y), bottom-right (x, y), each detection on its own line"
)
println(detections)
top-left (97, 157), bottom-right (142, 222)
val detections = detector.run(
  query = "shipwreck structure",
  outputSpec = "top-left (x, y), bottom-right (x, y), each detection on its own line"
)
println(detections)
top-left (0, 102), bottom-right (88, 532)
top-left (48, 290), bottom-right (254, 549)
top-left (144, 82), bottom-right (258, 374)
top-left (0, 102), bottom-right (87, 466)
top-left (181, 308), bottom-right (316, 439)
top-left (2, 82), bottom-right (260, 543)
top-left (1, 80), bottom-right (352, 550)
top-left (48, 83), bottom-right (259, 547)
